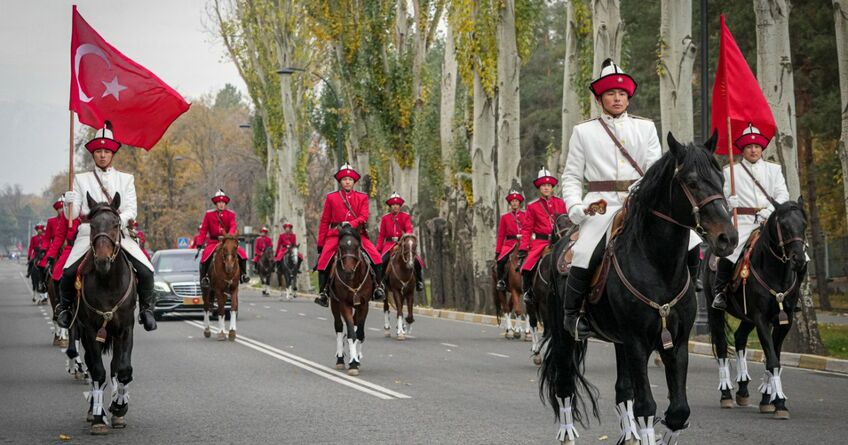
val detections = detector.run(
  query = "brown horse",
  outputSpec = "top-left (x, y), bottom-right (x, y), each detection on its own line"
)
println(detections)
top-left (492, 245), bottom-right (526, 341)
top-left (329, 226), bottom-right (373, 375)
top-left (202, 235), bottom-right (240, 341)
top-left (383, 234), bottom-right (418, 340)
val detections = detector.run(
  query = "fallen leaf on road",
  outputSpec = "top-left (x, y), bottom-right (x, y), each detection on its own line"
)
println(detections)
top-left (59, 434), bottom-right (72, 441)
top-left (598, 435), bottom-right (608, 440)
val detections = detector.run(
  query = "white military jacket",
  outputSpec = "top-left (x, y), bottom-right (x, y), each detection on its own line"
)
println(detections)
top-left (65, 167), bottom-right (152, 271)
top-left (724, 158), bottom-right (790, 262)
top-left (561, 112), bottom-right (662, 268)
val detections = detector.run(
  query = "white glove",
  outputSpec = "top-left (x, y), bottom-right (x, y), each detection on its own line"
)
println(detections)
top-left (64, 191), bottom-right (78, 205)
top-left (568, 204), bottom-right (588, 225)
top-left (757, 208), bottom-right (772, 221)
top-left (727, 195), bottom-right (741, 209)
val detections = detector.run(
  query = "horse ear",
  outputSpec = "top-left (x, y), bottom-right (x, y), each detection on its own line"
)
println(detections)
top-left (797, 195), bottom-right (805, 209)
top-left (704, 129), bottom-right (718, 153)
top-left (667, 132), bottom-right (682, 158)
top-left (111, 192), bottom-right (121, 211)
top-left (86, 192), bottom-right (97, 210)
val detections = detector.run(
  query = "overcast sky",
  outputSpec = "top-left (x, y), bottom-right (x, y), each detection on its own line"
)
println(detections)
top-left (0, 0), bottom-right (246, 195)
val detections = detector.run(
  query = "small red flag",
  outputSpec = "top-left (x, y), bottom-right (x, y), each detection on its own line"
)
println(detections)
top-left (710, 15), bottom-right (776, 155)
top-left (69, 6), bottom-right (190, 150)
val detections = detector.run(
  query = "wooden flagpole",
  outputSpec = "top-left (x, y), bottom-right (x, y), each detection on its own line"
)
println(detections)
top-left (726, 115), bottom-right (738, 228)
top-left (67, 110), bottom-right (75, 228)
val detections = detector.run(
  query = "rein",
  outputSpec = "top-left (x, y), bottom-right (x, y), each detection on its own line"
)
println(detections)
top-left (387, 238), bottom-right (416, 293)
top-left (332, 249), bottom-right (372, 302)
top-left (766, 214), bottom-right (805, 264)
top-left (650, 163), bottom-right (725, 238)
top-left (88, 206), bottom-right (123, 264)
top-left (211, 241), bottom-right (238, 290)
top-left (77, 252), bottom-right (136, 343)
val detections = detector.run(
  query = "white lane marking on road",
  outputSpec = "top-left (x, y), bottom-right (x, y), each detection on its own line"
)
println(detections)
top-left (280, 309), bottom-right (288, 312)
top-left (297, 313), bottom-right (306, 317)
top-left (487, 352), bottom-right (510, 358)
top-left (317, 317), bottom-right (327, 321)
top-left (440, 343), bottom-right (458, 348)
top-left (368, 327), bottom-right (381, 332)
top-left (264, 306), bottom-right (271, 309)
top-left (183, 320), bottom-right (410, 400)
top-left (249, 303), bottom-right (256, 306)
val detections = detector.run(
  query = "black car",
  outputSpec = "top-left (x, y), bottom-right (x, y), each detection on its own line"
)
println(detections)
top-left (151, 249), bottom-right (230, 320)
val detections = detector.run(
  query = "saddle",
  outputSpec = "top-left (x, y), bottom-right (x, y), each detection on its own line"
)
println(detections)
top-left (555, 208), bottom-right (627, 305)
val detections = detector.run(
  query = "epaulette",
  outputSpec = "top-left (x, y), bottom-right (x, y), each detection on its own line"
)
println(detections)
top-left (577, 117), bottom-right (597, 125)
top-left (630, 115), bottom-right (653, 121)
top-left (206, 209), bottom-right (217, 213)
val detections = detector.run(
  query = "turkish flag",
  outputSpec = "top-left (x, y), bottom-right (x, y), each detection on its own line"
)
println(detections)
top-left (69, 6), bottom-right (190, 150)
top-left (710, 15), bottom-right (775, 155)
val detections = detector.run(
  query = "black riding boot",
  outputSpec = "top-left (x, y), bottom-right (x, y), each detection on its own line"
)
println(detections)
top-left (496, 258), bottom-right (507, 291)
top-left (522, 270), bottom-right (534, 305)
top-left (414, 261), bottom-right (425, 292)
top-left (56, 258), bottom-right (83, 328)
top-left (128, 255), bottom-right (157, 331)
top-left (712, 258), bottom-right (734, 311)
top-left (239, 257), bottom-right (250, 283)
top-left (563, 268), bottom-right (592, 341)
top-left (373, 264), bottom-right (385, 301)
top-left (688, 246), bottom-right (703, 292)
top-left (314, 269), bottom-right (330, 307)
top-left (199, 259), bottom-right (211, 291)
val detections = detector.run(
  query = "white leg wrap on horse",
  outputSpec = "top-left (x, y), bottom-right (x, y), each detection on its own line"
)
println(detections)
top-left (637, 416), bottom-right (656, 445)
top-left (616, 400), bottom-right (640, 443)
top-left (717, 358), bottom-right (733, 390)
top-left (348, 338), bottom-right (357, 363)
top-left (758, 370), bottom-right (773, 397)
top-left (229, 311), bottom-right (237, 331)
top-left (503, 313), bottom-right (511, 331)
top-left (85, 381), bottom-right (105, 417)
top-left (736, 349), bottom-right (751, 382)
top-left (66, 357), bottom-right (73, 374)
top-left (203, 310), bottom-right (210, 328)
top-left (770, 367), bottom-right (787, 401)
top-left (110, 377), bottom-right (130, 405)
top-left (218, 313), bottom-right (226, 333)
top-left (60, 328), bottom-right (68, 340)
top-left (555, 398), bottom-right (579, 442)
top-left (384, 311), bottom-right (390, 329)
top-left (355, 339), bottom-right (363, 361)
top-left (658, 429), bottom-right (681, 445)
top-left (524, 315), bottom-right (531, 333)
top-left (397, 314), bottom-right (404, 335)
top-left (335, 332), bottom-right (344, 358)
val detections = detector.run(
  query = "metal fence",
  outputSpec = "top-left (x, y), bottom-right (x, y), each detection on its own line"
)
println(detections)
top-left (808, 235), bottom-right (848, 279)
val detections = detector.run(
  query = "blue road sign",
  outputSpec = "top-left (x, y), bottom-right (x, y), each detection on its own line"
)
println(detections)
top-left (177, 237), bottom-right (190, 249)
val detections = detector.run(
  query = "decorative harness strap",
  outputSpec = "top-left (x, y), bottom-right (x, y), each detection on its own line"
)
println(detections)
top-left (739, 162), bottom-right (779, 207)
top-left (597, 118), bottom-right (644, 177)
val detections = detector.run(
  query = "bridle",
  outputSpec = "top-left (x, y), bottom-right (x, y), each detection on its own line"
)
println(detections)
top-left (650, 163), bottom-right (726, 238)
top-left (89, 206), bottom-right (122, 264)
top-left (336, 234), bottom-right (363, 274)
top-left (399, 234), bottom-right (416, 266)
top-left (766, 212), bottom-right (806, 264)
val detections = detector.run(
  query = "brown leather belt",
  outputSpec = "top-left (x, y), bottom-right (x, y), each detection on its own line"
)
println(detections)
top-left (736, 207), bottom-right (760, 216)
top-left (587, 180), bottom-right (636, 193)
top-left (534, 233), bottom-right (550, 241)
top-left (386, 237), bottom-right (399, 242)
top-left (505, 235), bottom-right (519, 240)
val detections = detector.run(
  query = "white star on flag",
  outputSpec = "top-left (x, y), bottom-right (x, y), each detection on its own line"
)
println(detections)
top-left (101, 76), bottom-right (127, 100)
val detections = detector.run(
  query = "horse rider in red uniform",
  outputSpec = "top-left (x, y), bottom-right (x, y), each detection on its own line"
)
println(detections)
top-left (377, 192), bottom-right (424, 292)
top-left (495, 190), bottom-right (526, 292)
top-left (190, 225), bottom-right (204, 249)
top-left (252, 226), bottom-right (273, 272)
top-left (518, 168), bottom-right (567, 305)
top-left (197, 189), bottom-right (250, 288)
top-left (36, 196), bottom-right (66, 293)
top-left (26, 224), bottom-right (45, 278)
top-left (275, 223), bottom-right (304, 269)
top-left (128, 220), bottom-right (150, 259)
top-left (314, 163), bottom-right (385, 307)
top-left (43, 195), bottom-right (82, 295)
top-left (56, 125), bottom-right (158, 331)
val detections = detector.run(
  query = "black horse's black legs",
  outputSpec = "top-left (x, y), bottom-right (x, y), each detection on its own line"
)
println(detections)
top-left (623, 339), bottom-right (657, 443)
top-left (108, 329), bottom-right (134, 424)
top-left (82, 334), bottom-right (108, 433)
top-left (659, 343), bottom-right (691, 437)
top-left (769, 322), bottom-right (791, 417)
top-left (613, 343), bottom-right (640, 444)
top-left (733, 321), bottom-right (755, 405)
top-left (752, 314), bottom-right (787, 415)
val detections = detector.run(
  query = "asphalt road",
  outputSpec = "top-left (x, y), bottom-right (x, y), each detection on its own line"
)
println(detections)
top-left (0, 260), bottom-right (845, 444)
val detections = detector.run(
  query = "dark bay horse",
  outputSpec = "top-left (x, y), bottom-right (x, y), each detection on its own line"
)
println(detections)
top-left (540, 133), bottom-right (737, 445)
top-left (277, 244), bottom-right (300, 301)
top-left (705, 200), bottom-right (807, 419)
top-left (257, 247), bottom-right (274, 296)
top-left (383, 233), bottom-right (418, 340)
top-left (76, 193), bottom-right (138, 434)
top-left (202, 235), bottom-right (240, 341)
top-left (329, 225), bottom-right (373, 375)
top-left (493, 245), bottom-right (524, 340)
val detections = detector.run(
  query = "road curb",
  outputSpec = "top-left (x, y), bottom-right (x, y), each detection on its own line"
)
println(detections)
top-left (276, 287), bottom-right (848, 376)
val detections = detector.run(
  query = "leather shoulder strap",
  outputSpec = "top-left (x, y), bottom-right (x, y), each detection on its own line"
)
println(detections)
top-left (597, 118), bottom-right (644, 176)
top-left (739, 162), bottom-right (778, 207)
top-left (92, 171), bottom-right (113, 205)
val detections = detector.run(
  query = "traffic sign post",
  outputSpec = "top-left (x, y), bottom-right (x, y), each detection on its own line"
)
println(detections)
top-left (177, 237), bottom-right (190, 249)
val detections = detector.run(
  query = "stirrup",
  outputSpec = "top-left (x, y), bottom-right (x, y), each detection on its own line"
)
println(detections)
top-left (522, 291), bottom-right (534, 305)
top-left (566, 314), bottom-right (590, 342)
top-left (496, 280), bottom-right (506, 291)
top-left (416, 280), bottom-right (424, 292)
top-left (57, 307), bottom-right (73, 329)
top-left (314, 292), bottom-right (329, 307)
top-left (712, 292), bottom-right (727, 311)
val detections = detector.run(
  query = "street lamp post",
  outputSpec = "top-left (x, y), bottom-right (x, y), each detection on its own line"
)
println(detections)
top-left (277, 67), bottom-right (344, 165)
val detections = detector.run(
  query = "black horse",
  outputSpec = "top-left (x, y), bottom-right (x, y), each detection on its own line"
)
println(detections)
top-left (76, 193), bottom-right (137, 434)
top-left (540, 133), bottom-right (737, 444)
top-left (705, 200), bottom-right (807, 419)
top-left (257, 247), bottom-right (274, 296)
top-left (277, 243), bottom-right (300, 300)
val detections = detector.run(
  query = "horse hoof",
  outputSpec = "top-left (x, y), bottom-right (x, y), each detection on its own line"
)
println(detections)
top-left (533, 354), bottom-right (542, 366)
top-left (720, 398), bottom-right (734, 409)
top-left (524, 332), bottom-right (532, 342)
top-left (52, 336), bottom-right (60, 346)
top-left (217, 332), bottom-right (226, 341)
top-left (397, 334), bottom-right (405, 341)
top-left (203, 328), bottom-right (211, 338)
top-left (90, 423), bottom-right (109, 435)
top-left (384, 328), bottom-right (391, 337)
top-left (59, 339), bottom-right (69, 348)
top-left (773, 409), bottom-right (790, 420)
top-left (86, 412), bottom-right (93, 422)
top-left (348, 367), bottom-right (360, 376)
top-left (760, 403), bottom-right (776, 414)
top-left (111, 416), bottom-right (127, 428)
top-left (504, 330), bottom-right (511, 339)
top-left (513, 330), bottom-right (521, 339)
top-left (736, 395), bottom-right (750, 407)
top-left (228, 330), bottom-right (236, 341)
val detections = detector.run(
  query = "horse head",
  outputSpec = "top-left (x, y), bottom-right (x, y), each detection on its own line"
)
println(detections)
top-left (767, 199), bottom-right (808, 272)
top-left (337, 225), bottom-right (362, 274)
top-left (87, 192), bottom-right (123, 277)
top-left (398, 233), bottom-right (418, 269)
top-left (552, 214), bottom-right (575, 245)
top-left (288, 243), bottom-right (299, 264)
top-left (664, 132), bottom-right (737, 256)
top-left (218, 235), bottom-right (240, 275)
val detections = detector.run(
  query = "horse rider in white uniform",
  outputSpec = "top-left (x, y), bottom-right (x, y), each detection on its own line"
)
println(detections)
top-left (712, 123), bottom-right (790, 310)
top-left (56, 124), bottom-right (158, 332)
top-left (560, 59), bottom-right (702, 340)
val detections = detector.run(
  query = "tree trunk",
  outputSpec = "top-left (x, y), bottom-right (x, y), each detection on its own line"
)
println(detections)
top-left (558, 0), bottom-right (583, 173)
top-left (658, 0), bottom-right (696, 149)
top-left (800, 127), bottom-right (832, 310)
top-left (471, 69), bottom-right (498, 314)
top-left (390, 157), bottom-right (420, 218)
top-left (754, 0), bottom-right (825, 354)
top-left (591, 0), bottom-right (624, 116)
top-left (440, 26), bottom-right (458, 219)
top-left (834, 0), bottom-right (848, 232)
top-left (497, 0), bottom-right (521, 206)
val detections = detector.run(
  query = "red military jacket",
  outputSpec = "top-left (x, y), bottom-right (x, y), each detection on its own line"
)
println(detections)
top-left (275, 233), bottom-right (297, 257)
top-left (198, 209), bottom-right (238, 244)
top-left (190, 233), bottom-right (204, 249)
top-left (28, 234), bottom-right (43, 260)
top-left (377, 211), bottom-right (413, 254)
top-left (136, 230), bottom-right (147, 250)
top-left (519, 196), bottom-right (567, 252)
top-left (253, 235), bottom-right (272, 261)
top-left (317, 189), bottom-right (370, 249)
top-left (37, 216), bottom-right (62, 267)
top-left (496, 210), bottom-right (526, 257)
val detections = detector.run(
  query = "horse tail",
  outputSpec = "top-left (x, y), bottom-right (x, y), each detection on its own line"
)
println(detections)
top-left (539, 244), bottom-right (599, 426)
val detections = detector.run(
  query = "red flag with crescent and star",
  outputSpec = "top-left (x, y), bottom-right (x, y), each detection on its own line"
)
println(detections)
top-left (710, 15), bottom-right (776, 155)
top-left (69, 5), bottom-right (190, 150)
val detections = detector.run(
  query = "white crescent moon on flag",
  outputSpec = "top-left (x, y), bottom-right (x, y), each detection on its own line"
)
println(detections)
top-left (73, 43), bottom-right (111, 103)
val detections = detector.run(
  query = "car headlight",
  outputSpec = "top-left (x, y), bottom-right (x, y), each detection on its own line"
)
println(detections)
top-left (153, 281), bottom-right (171, 293)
